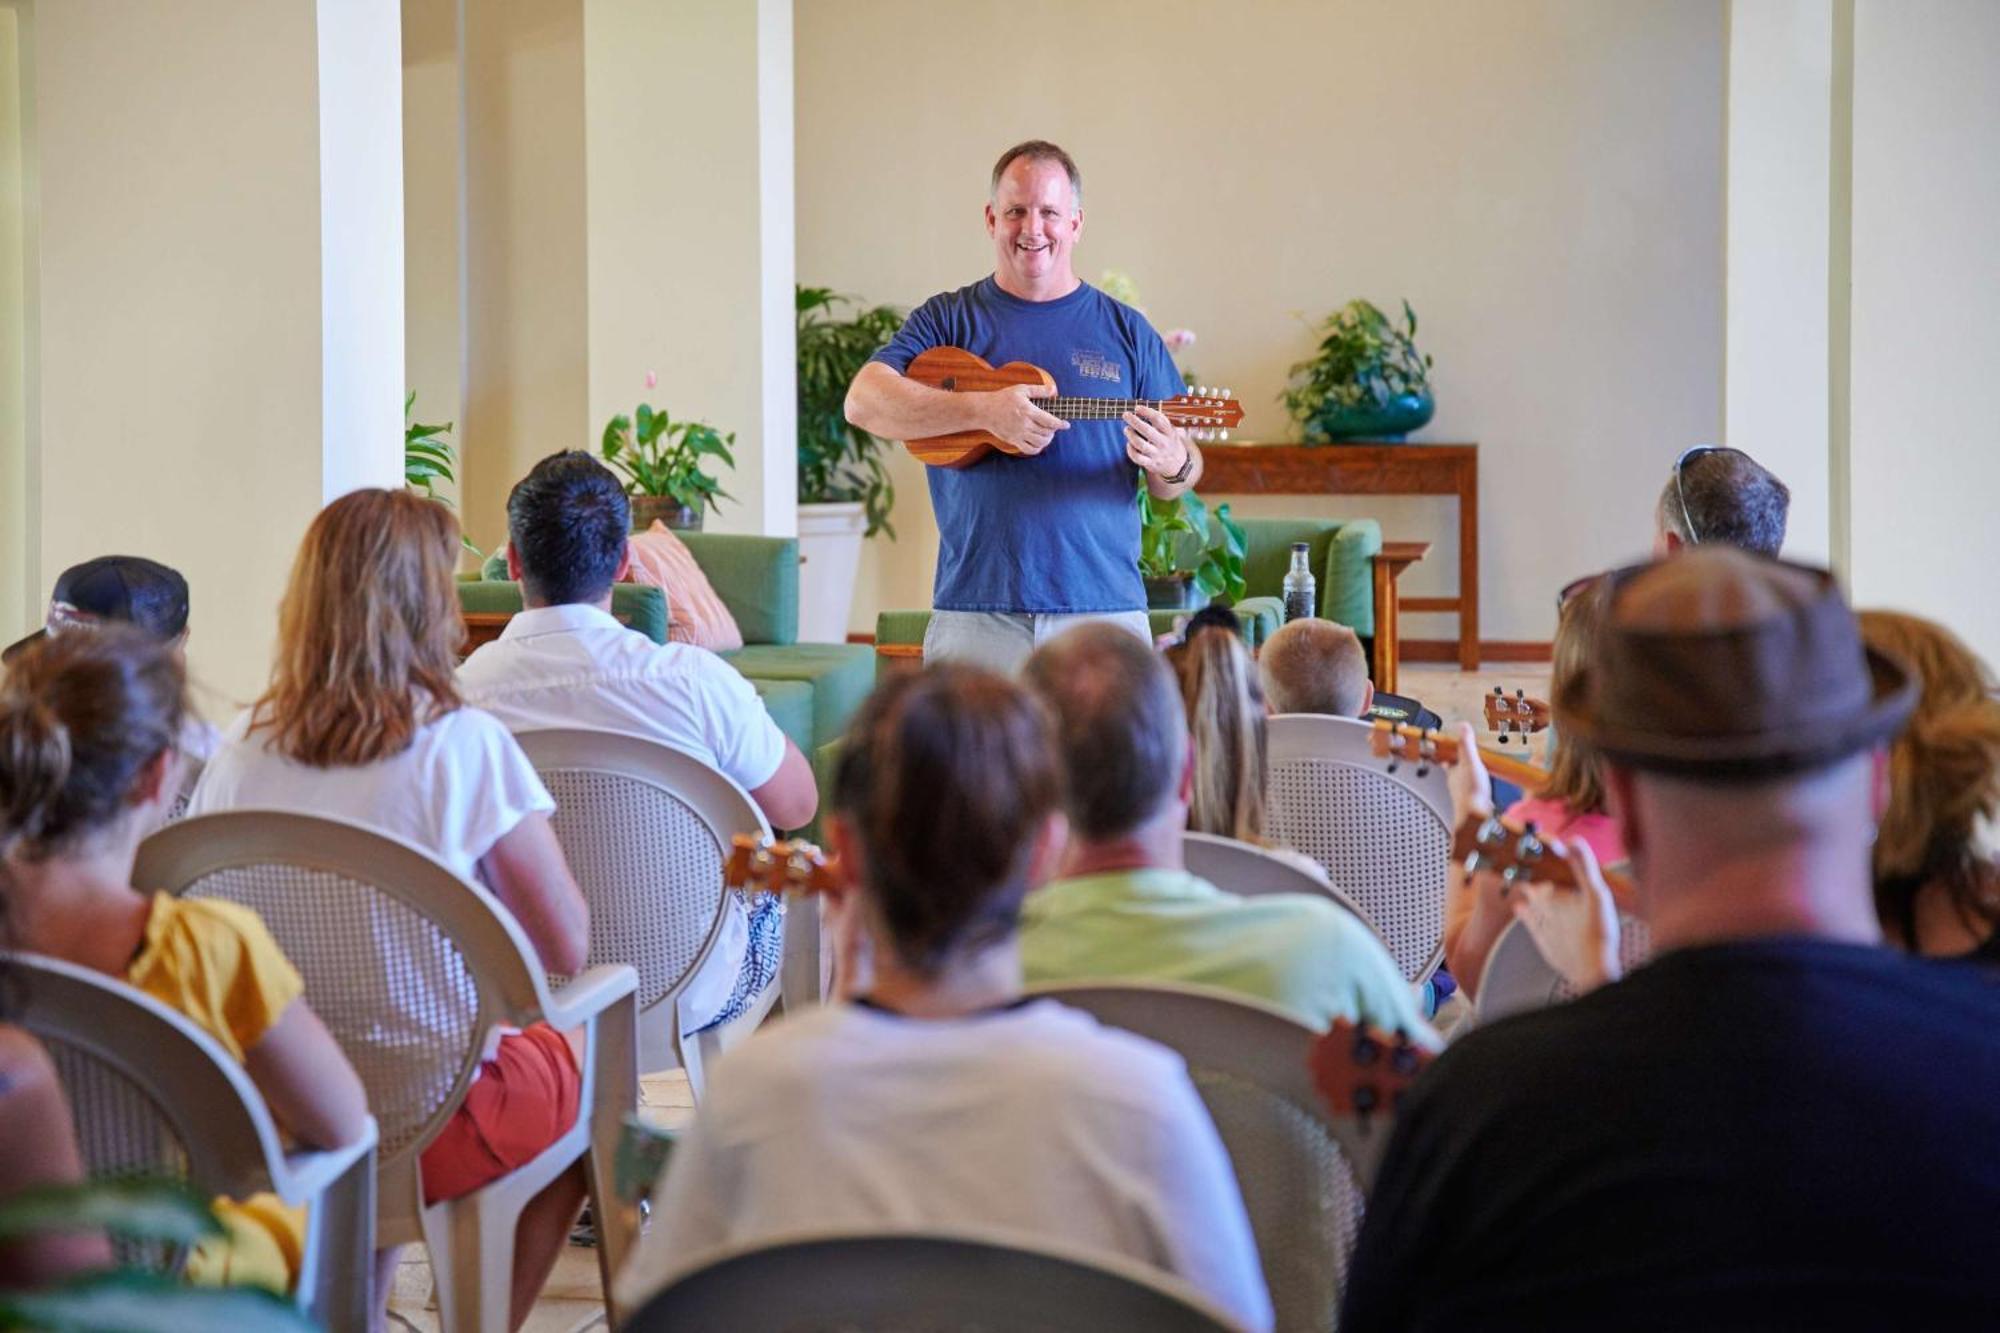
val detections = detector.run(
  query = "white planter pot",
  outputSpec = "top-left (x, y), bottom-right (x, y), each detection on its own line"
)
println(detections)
top-left (796, 501), bottom-right (869, 644)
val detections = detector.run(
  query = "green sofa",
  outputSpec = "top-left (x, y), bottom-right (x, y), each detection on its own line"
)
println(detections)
top-left (464, 533), bottom-right (875, 756)
top-left (874, 515), bottom-right (1383, 664)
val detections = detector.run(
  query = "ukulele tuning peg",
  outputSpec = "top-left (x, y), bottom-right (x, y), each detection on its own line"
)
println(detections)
top-left (1220, 430), bottom-right (1231, 441)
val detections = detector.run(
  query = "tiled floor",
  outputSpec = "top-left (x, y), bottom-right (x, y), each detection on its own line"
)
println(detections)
top-left (390, 659), bottom-right (1551, 1329)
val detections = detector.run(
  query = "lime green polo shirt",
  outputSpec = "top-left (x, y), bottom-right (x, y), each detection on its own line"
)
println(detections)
top-left (1020, 868), bottom-right (1434, 1042)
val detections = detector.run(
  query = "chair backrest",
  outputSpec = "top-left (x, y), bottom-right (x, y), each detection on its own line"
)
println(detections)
top-left (512, 728), bottom-right (768, 1062)
top-left (1031, 981), bottom-right (1366, 1333)
top-left (1475, 911), bottom-right (1656, 1024)
top-left (1262, 713), bottom-right (1452, 982)
top-left (1181, 830), bottom-right (1382, 929)
top-left (134, 811), bottom-right (555, 1181)
top-left (624, 1227), bottom-right (1242, 1333)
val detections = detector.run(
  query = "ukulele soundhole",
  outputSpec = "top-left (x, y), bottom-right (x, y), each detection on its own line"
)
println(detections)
top-left (940, 376), bottom-right (957, 391)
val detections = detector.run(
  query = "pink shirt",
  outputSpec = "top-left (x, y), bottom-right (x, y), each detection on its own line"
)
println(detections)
top-left (1501, 797), bottom-right (1628, 869)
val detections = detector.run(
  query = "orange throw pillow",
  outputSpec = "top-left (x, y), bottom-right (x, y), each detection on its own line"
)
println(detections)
top-left (625, 522), bottom-right (744, 652)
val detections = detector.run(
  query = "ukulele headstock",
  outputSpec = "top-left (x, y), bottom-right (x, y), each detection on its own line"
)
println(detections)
top-left (1368, 720), bottom-right (1460, 778)
top-left (1452, 815), bottom-right (1580, 890)
top-left (1483, 686), bottom-right (1551, 744)
top-left (1308, 1018), bottom-right (1433, 1124)
top-left (1163, 387), bottom-right (1245, 443)
top-left (724, 834), bottom-right (842, 895)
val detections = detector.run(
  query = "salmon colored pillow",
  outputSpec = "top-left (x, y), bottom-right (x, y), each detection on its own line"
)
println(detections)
top-left (624, 522), bottom-right (744, 652)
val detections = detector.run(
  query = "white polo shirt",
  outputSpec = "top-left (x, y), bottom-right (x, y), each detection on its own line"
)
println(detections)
top-left (458, 603), bottom-right (792, 1029)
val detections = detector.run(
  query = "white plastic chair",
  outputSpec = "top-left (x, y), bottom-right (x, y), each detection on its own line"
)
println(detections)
top-left (134, 810), bottom-right (640, 1333)
top-left (9, 952), bottom-right (379, 1330)
top-left (623, 1226), bottom-right (1246, 1333)
top-left (1031, 980), bottom-right (1394, 1333)
top-left (1475, 910), bottom-right (1655, 1024)
top-left (513, 727), bottom-right (787, 1099)
top-left (1263, 713), bottom-right (1453, 983)
top-left (1182, 830), bottom-right (1384, 935)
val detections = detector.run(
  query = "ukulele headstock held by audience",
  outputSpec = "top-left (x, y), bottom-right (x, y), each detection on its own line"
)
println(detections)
top-left (1308, 1018), bottom-right (1434, 1126)
top-left (1452, 814), bottom-right (1582, 891)
top-left (724, 834), bottom-right (842, 895)
top-left (1483, 686), bottom-right (1551, 743)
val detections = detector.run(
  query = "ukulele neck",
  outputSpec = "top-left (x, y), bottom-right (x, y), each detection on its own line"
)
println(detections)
top-left (1041, 397), bottom-right (1170, 421)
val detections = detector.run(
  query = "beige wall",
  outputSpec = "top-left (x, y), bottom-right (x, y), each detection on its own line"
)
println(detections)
top-left (0, 6), bottom-right (27, 641)
top-left (797, 0), bottom-right (1727, 642)
top-left (402, 0), bottom-right (464, 515)
top-left (1846, 0), bottom-right (2000, 664)
top-left (460, 0), bottom-right (589, 553)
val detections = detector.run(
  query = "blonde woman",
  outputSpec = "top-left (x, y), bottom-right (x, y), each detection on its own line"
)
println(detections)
top-left (1858, 610), bottom-right (2000, 961)
top-left (190, 488), bottom-right (589, 1329)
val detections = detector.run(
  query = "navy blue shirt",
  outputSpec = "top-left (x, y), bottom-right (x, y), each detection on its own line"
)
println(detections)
top-left (871, 278), bottom-right (1182, 614)
top-left (1341, 938), bottom-right (2000, 1332)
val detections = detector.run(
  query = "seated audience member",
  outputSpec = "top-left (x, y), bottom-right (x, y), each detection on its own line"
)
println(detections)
top-left (1341, 548), bottom-right (2000, 1331)
top-left (459, 451), bottom-right (816, 1030)
top-left (1020, 623), bottom-right (1430, 1038)
top-left (1, 628), bottom-right (366, 1293)
top-left (187, 488), bottom-right (590, 1327)
top-left (1653, 444), bottom-right (1790, 556)
top-left (1258, 616), bottom-right (1372, 718)
top-left (0, 893), bottom-right (109, 1290)
top-left (2, 555), bottom-right (221, 785)
top-left (1444, 576), bottom-right (1625, 999)
top-left (1169, 624), bottom-right (1330, 883)
top-left (1857, 610), bottom-right (2000, 961)
top-left (617, 665), bottom-right (1273, 1331)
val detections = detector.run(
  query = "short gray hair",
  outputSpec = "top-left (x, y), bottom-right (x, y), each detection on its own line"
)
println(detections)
top-left (990, 139), bottom-right (1083, 209)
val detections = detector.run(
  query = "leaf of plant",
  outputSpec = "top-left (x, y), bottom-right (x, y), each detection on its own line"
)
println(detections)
top-left (0, 1270), bottom-right (319, 1332)
top-left (0, 1178), bottom-right (221, 1245)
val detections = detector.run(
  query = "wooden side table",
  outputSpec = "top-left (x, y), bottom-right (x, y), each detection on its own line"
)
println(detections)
top-left (1198, 443), bottom-right (1480, 669)
top-left (1371, 541), bottom-right (1431, 693)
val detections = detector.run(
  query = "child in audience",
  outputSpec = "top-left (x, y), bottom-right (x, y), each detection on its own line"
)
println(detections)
top-left (618, 665), bottom-right (1274, 1332)
top-left (1858, 610), bottom-right (2000, 961)
top-left (187, 487), bottom-right (591, 1327)
top-left (1258, 616), bottom-right (1373, 718)
top-left (0, 627), bottom-right (366, 1292)
top-left (1172, 624), bottom-right (1331, 883)
top-left (1443, 576), bottom-right (1627, 1000)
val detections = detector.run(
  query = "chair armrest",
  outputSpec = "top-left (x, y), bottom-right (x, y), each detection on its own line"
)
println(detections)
top-left (543, 963), bottom-right (641, 1030)
top-left (274, 1116), bottom-right (379, 1205)
top-left (1323, 519), bottom-right (1383, 634)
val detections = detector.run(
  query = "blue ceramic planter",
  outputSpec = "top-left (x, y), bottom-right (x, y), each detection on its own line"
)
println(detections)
top-left (1313, 390), bottom-right (1436, 443)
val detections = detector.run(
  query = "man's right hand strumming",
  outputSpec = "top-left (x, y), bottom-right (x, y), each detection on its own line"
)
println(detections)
top-left (982, 383), bottom-right (1068, 455)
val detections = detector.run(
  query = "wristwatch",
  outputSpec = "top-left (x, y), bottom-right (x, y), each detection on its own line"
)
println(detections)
top-left (1160, 444), bottom-right (1195, 486)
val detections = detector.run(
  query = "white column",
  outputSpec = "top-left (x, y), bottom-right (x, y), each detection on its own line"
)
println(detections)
top-left (583, 0), bottom-right (795, 538)
top-left (1724, 0), bottom-right (1835, 565)
top-left (24, 0), bottom-right (404, 711)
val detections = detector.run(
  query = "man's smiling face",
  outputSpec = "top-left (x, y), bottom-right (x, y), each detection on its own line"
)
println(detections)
top-left (986, 156), bottom-right (1083, 300)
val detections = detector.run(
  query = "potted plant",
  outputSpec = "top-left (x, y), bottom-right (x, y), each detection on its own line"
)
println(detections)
top-left (600, 395), bottom-right (736, 533)
top-left (1138, 485), bottom-right (1248, 612)
top-left (1282, 298), bottom-right (1435, 443)
top-left (794, 286), bottom-right (905, 641)
top-left (405, 392), bottom-right (480, 562)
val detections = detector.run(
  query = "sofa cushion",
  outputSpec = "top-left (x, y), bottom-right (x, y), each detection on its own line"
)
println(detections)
top-left (627, 523), bottom-right (744, 652)
top-left (677, 533), bottom-right (798, 646)
top-left (723, 643), bottom-right (875, 753)
top-left (746, 677), bottom-right (815, 756)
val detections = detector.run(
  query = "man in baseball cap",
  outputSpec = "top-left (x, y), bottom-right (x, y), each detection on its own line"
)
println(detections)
top-left (1342, 547), bottom-right (2000, 1330)
top-left (4, 555), bottom-right (191, 663)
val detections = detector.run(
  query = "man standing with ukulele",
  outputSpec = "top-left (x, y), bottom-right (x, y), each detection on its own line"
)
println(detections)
top-left (845, 140), bottom-right (1203, 672)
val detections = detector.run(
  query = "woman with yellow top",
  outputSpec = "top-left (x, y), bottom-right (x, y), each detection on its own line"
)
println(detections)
top-left (0, 625), bottom-right (369, 1293)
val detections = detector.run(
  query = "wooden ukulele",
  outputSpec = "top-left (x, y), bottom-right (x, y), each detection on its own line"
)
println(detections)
top-left (724, 834), bottom-right (842, 895)
top-left (902, 346), bottom-right (1244, 469)
top-left (1482, 687), bottom-right (1551, 744)
top-left (1306, 1018), bottom-right (1436, 1190)
top-left (1453, 812), bottom-right (1638, 908)
top-left (1369, 719), bottom-right (1548, 791)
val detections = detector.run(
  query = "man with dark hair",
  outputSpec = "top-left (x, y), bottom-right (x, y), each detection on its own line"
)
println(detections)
top-left (1017, 622), bottom-right (1429, 1036)
top-left (1654, 445), bottom-right (1791, 555)
top-left (460, 451), bottom-right (816, 1031)
top-left (846, 139), bottom-right (1203, 673)
top-left (1341, 547), bottom-right (2000, 1331)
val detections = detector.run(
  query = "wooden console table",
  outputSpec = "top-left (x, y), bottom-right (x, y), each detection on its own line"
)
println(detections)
top-left (1198, 443), bottom-right (1479, 670)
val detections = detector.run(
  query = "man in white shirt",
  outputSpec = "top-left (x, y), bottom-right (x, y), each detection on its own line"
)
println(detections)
top-left (460, 450), bottom-right (817, 1029)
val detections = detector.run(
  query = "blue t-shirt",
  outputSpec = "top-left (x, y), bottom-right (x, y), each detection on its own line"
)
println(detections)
top-left (870, 278), bottom-right (1182, 613)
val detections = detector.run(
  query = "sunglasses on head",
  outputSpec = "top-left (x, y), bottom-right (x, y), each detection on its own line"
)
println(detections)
top-left (1556, 572), bottom-right (1602, 614)
top-left (1671, 445), bottom-right (1753, 546)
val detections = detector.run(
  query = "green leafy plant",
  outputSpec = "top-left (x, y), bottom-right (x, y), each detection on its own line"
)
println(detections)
top-left (0, 1178), bottom-right (316, 1330)
top-left (600, 402), bottom-right (736, 513)
top-left (1137, 486), bottom-right (1248, 604)
top-left (797, 286), bottom-right (905, 538)
top-left (405, 393), bottom-right (480, 557)
top-left (1282, 298), bottom-right (1434, 439)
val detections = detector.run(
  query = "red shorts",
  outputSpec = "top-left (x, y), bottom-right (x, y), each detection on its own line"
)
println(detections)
top-left (419, 1024), bottom-right (580, 1206)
